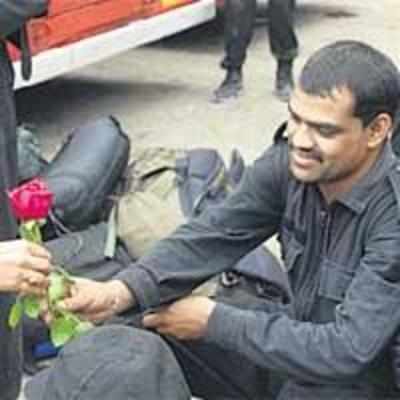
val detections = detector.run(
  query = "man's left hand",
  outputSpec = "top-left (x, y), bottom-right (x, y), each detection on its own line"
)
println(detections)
top-left (142, 296), bottom-right (216, 340)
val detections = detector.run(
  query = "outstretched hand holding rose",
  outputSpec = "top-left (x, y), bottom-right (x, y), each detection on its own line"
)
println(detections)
top-left (7, 178), bottom-right (93, 347)
top-left (0, 239), bottom-right (51, 295)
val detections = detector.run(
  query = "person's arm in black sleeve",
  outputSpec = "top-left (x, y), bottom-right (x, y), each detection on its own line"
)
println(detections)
top-left (115, 141), bottom-right (290, 311)
top-left (204, 198), bottom-right (400, 383)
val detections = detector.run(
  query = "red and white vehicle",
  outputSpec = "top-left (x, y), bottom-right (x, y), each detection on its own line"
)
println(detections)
top-left (10, 0), bottom-right (216, 89)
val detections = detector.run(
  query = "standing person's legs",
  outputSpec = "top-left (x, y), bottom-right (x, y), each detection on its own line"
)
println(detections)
top-left (268, 0), bottom-right (298, 101)
top-left (0, 42), bottom-right (22, 400)
top-left (213, 0), bottom-right (257, 103)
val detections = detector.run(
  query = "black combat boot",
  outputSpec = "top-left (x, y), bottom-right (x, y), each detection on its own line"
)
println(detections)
top-left (212, 68), bottom-right (243, 103)
top-left (275, 58), bottom-right (294, 102)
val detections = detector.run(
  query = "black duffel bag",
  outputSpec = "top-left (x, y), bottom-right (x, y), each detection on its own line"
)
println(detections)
top-left (40, 116), bottom-right (130, 232)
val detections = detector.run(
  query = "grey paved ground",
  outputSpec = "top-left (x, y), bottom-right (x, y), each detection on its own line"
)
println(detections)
top-left (15, 0), bottom-right (400, 398)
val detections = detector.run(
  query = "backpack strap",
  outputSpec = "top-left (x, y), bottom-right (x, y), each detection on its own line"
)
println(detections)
top-left (7, 26), bottom-right (31, 80)
top-left (19, 24), bottom-right (31, 80)
top-left (176, 149), bottom-right (230, 217)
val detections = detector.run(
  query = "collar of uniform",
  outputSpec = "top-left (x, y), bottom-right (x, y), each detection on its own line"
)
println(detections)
top-left (335, 142), bottom-right (398, 214)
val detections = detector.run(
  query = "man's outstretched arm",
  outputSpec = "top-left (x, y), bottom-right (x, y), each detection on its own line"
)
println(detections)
top-left (60, 142), bottom-right (289, 321)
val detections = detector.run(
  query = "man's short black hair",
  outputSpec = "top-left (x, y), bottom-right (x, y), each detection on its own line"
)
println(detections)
top-left (299, 40), bottom-right (400, 127)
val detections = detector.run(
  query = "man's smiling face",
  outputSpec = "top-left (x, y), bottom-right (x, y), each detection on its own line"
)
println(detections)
top-left (287, 86), bottom-right (375, 193)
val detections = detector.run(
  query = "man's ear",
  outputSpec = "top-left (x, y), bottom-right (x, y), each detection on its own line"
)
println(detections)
top-left (367, 113), bottom-right (393, 149)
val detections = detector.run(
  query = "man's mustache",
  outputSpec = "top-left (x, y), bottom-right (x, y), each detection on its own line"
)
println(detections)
top-left (289, 144), bottom-right (323, 163)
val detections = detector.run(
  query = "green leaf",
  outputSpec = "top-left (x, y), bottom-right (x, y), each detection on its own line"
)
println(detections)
top-left (8, 299), bottom-right (23, 328)
top-left (48, 272), bottom-right (68, 304)
top-left (74, 321), bottom-right (94, 337)
top-left (22, 295), bottom-right (41, 319)
top-left (57, 309), bottom-right (81, 324)
top-left (50, 315), bottom-right (77, 347)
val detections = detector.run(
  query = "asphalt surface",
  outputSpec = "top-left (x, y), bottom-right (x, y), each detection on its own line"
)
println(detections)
top-left (15, 0), bottom-right (400, 398)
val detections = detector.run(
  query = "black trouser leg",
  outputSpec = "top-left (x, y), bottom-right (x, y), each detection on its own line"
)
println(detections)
top-left (116, 312), bottom-right (271, 399)
top-left (268, 0), bottom-right (298, 61)
top-left (165, 337), bottom-right (270, 400)
top-left (222, 0), bottom-right (257, 70)
top-left (113, 271), bottom-right (291, 399)
top-left (121, 304), bottom-right (272, 399)
top-left (0, 43), bottom-right (22, 400)
top-left (162, 273), bottom-right (292, 400)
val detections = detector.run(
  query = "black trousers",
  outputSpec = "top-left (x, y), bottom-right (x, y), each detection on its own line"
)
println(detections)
top-left (139, 278), bottom-right (389, 400)
top-left (160, 274), bottom-right (393, 400)
top-left (105, 266), bottom-right (397, 399)
top-left (118, 273), bottom-right (289, 400)
top-left (0, 41), bottom-right (22, 400)
top-left (222, 0), bottom-right (298, 70)
top-left (164, 275), bottom-right (287, 400)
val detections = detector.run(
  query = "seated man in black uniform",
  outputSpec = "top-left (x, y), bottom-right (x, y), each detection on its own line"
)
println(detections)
top-left (30, 40), bottom-right (400, 400)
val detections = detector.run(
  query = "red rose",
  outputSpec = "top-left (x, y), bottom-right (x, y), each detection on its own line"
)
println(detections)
top-left (8, 178), bottom-right (53, 220)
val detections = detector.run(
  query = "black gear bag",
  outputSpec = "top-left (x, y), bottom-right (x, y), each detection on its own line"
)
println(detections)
top-left (40, 116), bottom-right (130, 233)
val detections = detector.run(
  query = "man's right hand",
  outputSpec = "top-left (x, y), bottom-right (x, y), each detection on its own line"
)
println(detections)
top-left (0, 240), bottom-right (51, 296)
top-left (59, 278), bottom-right (135, 324)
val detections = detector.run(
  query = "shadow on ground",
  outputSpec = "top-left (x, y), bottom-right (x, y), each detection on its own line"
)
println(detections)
top-left (15, 78), bottom-right (187, 137)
